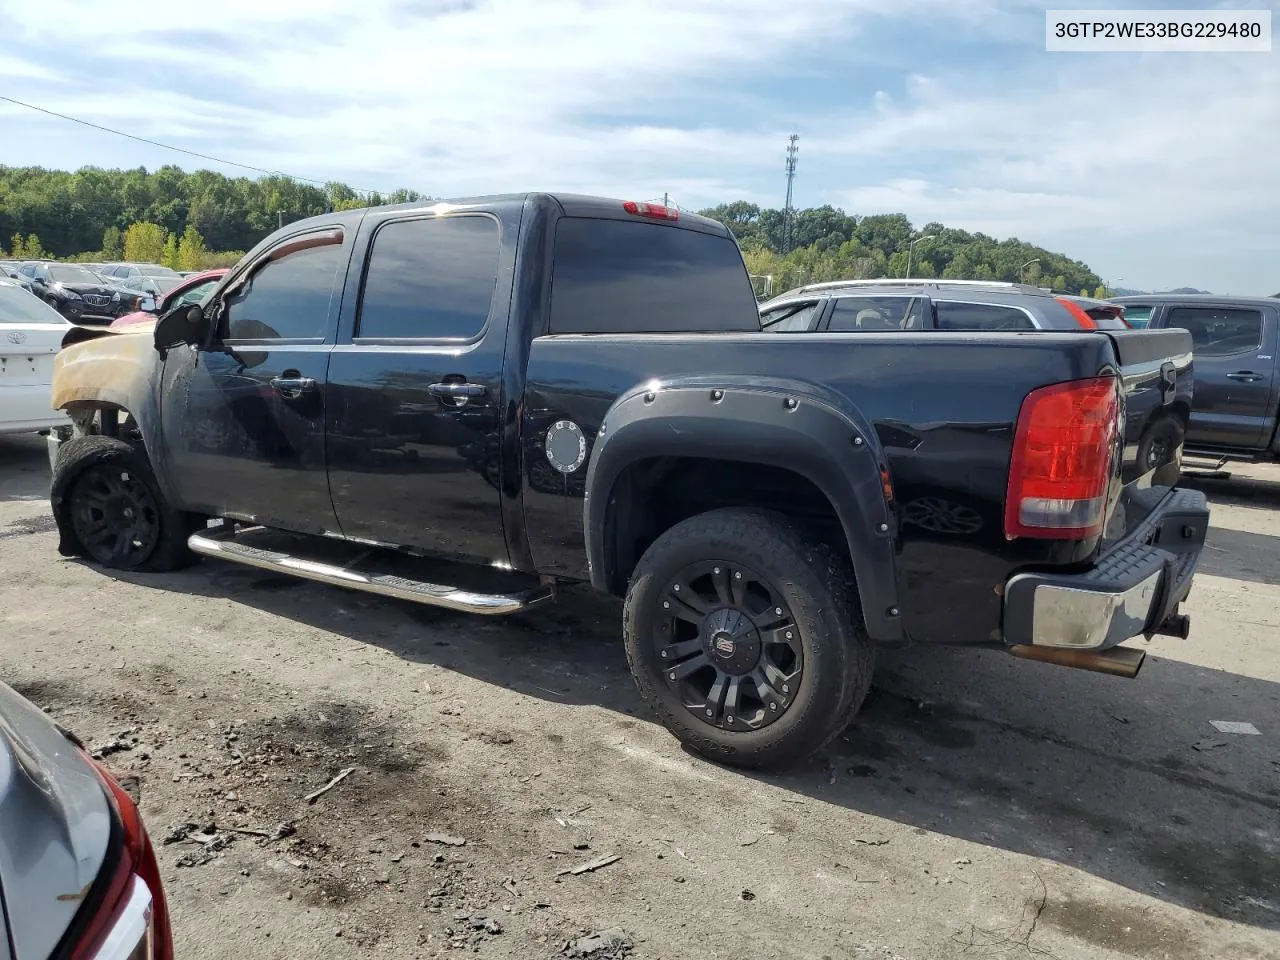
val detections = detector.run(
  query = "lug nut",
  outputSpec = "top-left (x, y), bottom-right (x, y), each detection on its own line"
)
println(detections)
top-left (669, 673), bottom-right (676, 681)
top-left (644, 392), bottom-right (655, 403)
top-left (673, 584), bottom-right (680, 592)
top-left (663, 601), bottom-right (670, 609)
top-left (705, 709), bottom-right (713, 717)
top-left (775, 607), bottom-right (782, 615)
top-left (727, 717), bottom-right (735, 724)
top-left (711, 389), bottom-right (724, 402)
top-left (769, 703), bottom-right (777, 711)
top-left (782, 684), bottom-right (789, 694)
top-left (878, 523), bottom-right (889, 532)
top-left (785, 631), bottom-right (793, 640)
top-left (714, 567), bottom-right (721, 574)
top-left (784, 397), bottom-right (798, 410)
top-left (734, 572), bottom-right (742, 580)
top-left (660, 651), bottom-right (668, 658)
top-left (853, 436), bottom-right (864, 446)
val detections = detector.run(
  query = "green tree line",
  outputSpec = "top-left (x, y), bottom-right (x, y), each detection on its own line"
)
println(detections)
top-left (698, 201), bottom-right (1104, 297)
top-left (0, 164), bottom-right (423, 261)
top-left (0, 164), bottom-right (1104, 296)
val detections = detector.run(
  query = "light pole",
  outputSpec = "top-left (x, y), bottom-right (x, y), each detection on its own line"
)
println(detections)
top-left (1104, 277), bottom-right (1124, 298)
top-left (905, 235), bottom-right (936, 279)
top-left (1019, 258), bottom-right (1041, 284)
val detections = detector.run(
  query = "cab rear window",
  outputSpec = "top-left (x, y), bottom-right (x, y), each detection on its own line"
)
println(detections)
top-left (549, 218), bottom-right (758, 334)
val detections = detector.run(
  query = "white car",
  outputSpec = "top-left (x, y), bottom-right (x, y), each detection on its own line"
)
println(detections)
top-left (0, 278), bottom-right (72, 434)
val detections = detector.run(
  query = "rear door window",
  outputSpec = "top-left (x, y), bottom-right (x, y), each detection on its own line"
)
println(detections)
top-left (1164, 306), bottom-right (1263, 357)
top-left (356, 216), bottom-right (501, 340)
top-left (1120, 304), bottom-right (1153, 328)
top-left (828, 296), bottom-right (924, 331)
top-left (935, 301), bottom-right (1035, 331)
top-left (549, 218), bottom-right (758, 334)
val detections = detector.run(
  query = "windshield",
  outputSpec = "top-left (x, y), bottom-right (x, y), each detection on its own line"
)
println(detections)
top-left (0, 285), bottom-right (70, 324)
top-left (152, 277), bottom-right (182, 294)
top-left (48, 265), bottom-right (103, 285)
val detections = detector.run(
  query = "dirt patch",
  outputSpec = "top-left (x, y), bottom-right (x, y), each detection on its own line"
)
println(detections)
top-left (0, 514), bottom-right (57, 540)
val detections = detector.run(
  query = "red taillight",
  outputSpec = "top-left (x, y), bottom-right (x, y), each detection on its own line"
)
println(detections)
top-left (1056, 297), bottom-right (1098, 329)
top-left (70, 757), bottom-right (173, 960)
top-left (622, 200), bottom-right (680, 221)
top-left (1005, 376), bottom-right (1120, 539)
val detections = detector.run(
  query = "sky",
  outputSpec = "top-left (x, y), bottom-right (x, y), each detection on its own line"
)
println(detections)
top-left (0, 0), bottom-right (1277, 294)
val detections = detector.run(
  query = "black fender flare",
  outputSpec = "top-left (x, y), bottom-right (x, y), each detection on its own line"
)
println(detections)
top-left (582, 376), bottom-right (904, 643)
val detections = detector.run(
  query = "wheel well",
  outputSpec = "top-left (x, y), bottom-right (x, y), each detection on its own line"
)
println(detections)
top-left (601, 456), bottom-right (849, 595)
top-left (63, 401), bottom-right (141, 443)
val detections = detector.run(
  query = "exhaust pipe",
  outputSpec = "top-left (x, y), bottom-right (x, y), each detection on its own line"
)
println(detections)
top-left (1009, 644), bottom-right (1145, 678)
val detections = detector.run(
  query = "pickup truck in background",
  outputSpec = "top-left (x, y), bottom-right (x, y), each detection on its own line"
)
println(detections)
top-left (1111, 295), bottom-right (1280, 465)
top-left (45, 194), bottom-right (1209, 769)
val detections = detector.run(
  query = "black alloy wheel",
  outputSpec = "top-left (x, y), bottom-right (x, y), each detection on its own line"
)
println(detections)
top-left (622, 507), bottom-right (875, 770)
top-left (68, 463), bottom-right (162, 567)
top-left (654, 560), bottom-right (803, 731)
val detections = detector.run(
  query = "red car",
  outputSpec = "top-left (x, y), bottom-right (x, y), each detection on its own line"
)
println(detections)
top-left (110, 269), bottom-right (228, 328)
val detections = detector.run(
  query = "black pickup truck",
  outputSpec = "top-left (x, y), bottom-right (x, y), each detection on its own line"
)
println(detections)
top-left (1112, 294), bottom-right (1280, 465)
top-left (46, 194), bottom-right (1209, 769)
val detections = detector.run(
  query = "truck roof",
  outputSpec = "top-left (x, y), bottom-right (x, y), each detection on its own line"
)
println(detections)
top-left (287, 193), bottom-right (733, 239)
top-left (1110, 293), bottom-right (1279, 308)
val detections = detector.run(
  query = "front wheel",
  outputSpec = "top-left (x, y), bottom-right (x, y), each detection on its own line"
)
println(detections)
top-left (51, 435), bottom-right (201, 571)
top-left (622, 508), bottom-right (874, 770)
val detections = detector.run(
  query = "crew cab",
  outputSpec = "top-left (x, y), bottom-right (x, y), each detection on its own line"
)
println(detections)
top-left (1111, 294), bottom-right (1280, 464)
top-left (46, 194), bottom-right (1209, 769)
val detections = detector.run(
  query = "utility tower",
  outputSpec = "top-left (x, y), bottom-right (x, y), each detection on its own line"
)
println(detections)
top-left (783, 134), bottom-right (799, 254)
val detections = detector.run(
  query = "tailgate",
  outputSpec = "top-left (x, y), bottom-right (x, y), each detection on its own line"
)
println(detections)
top-left (1101, 327), bottom-right (1195, 544)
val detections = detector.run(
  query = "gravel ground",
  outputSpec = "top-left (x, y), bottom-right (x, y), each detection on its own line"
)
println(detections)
top-left (1, 431), bottom-right (1277, 960)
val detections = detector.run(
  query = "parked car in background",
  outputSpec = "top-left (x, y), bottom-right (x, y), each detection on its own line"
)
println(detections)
top-left (1059, 294), bottom-right (1129, 329)
top-left (98, 262), bottom-right (181, 283)
top-left (0, 678), bottom-right (173, 959)
top-left (758, 279), bottom-right (1124, 332)
top-left (0, 260), bottom-right (37, 293)
top-left (759, 279), bottom-right (1190, 477)
top-left (15, 262), bottom-right (134, 324)
top-left (0, 278), bottom-right (72, 434)
top-left (46, 194), bottom-right (1207, 769)
top-left (121, 273), bottom-right (185, 300)
top-left (1112, 294), bottom-right (1280, 463)
top-left (111, 268), bottom-right (228, 328)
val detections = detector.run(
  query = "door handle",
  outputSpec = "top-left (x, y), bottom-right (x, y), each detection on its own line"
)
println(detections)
top-left (270, 374), bottom-right (317, 399)
top-left (429, 381), bottom-right (487, 408)
top-left (1225, 372), bottom-right (1263, 382)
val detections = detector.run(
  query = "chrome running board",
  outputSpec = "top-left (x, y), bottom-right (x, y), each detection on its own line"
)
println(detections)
top-left (188, 526), bottom-right (553, 615)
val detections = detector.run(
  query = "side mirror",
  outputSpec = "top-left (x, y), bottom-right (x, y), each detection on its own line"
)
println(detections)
top-left (139, 297), bottom-right (157, 313)
top-left (154, 303), bottom-right (210, 351)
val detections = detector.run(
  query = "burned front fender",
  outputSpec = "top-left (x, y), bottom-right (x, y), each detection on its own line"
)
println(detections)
top-left (50, 324), bottom-right (161, 422)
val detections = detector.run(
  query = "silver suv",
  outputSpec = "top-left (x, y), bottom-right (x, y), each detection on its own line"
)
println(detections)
top-left (759, 279), bottom-right (1127, 333)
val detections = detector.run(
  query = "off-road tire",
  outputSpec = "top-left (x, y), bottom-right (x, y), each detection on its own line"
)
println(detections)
top-left (51, 435), bottom-right (202, 572)
top-left (623, 507), bottom-right (875, 770)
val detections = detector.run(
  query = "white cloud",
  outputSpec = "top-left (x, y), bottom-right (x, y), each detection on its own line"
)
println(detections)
top-left (0, 0), bottom-right (1277, 291)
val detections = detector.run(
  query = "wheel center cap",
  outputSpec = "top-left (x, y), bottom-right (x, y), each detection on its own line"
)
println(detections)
top-left (700, 608), bottom-right (763, 677)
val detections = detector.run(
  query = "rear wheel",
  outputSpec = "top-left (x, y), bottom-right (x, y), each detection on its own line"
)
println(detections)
top-left (52, 435), bottom-right (201, 571)
top-left (1138, 415), bottom-right (1185, 480)
top-left (622, 508), bottom-right (874, 770)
